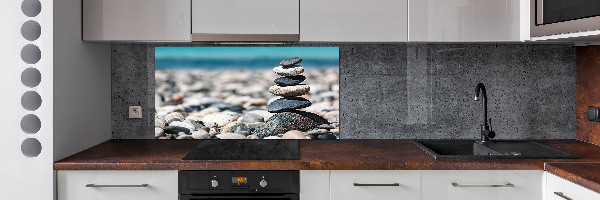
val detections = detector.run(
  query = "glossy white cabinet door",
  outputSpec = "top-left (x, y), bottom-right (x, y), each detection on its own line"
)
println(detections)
top-left (83, 0), bottom-right (191, 41)
top-left (300, 171), bottom-right (330, 200)
top-left (409, 0), bottom-right (529, 42)
top-left (545, 172), bottom-right (600, 200)
top-left (330, 170), bottom-right (420, 200)
top-left (422, 170), bottom-right (543, 200)
top-left (301, 0), bottom-right (408, 42)
top-left (57, 170), bottom-right (178, 200)
top-left (192, 0), bottom-right (299, 34)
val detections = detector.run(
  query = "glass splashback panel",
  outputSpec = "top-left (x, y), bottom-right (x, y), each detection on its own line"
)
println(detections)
top-left (154, 47), bottom-right (340, 140)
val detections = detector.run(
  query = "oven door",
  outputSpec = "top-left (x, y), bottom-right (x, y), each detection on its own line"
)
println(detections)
top-left (180, 194), bottom-right (299, 200)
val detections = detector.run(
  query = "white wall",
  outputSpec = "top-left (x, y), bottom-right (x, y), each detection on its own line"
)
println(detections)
top-left (53, 0), bottom-right (111, 162)
top-left (0, 0), bottom-right (54, 199)
top-left (0, 0), bottom-right (111, 199)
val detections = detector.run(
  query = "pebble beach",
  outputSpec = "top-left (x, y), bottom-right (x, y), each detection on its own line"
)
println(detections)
top-left (154, 59), bottom-right (340, 139)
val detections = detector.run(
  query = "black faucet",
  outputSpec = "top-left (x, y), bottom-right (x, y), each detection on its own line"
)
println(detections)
top-left (474, 83), bottom-right (495, 143)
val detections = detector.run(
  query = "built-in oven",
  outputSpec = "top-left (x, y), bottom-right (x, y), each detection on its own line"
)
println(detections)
top-left (179, 171), bottom-right (299, 200)
top-left (531, 0), bottom-right (600, 37)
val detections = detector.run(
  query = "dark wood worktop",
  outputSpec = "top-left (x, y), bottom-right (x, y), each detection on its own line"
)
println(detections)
top-left (54, 139), bottom-right (600, 171)
top-left (545, 162), bottom-right (600, 194)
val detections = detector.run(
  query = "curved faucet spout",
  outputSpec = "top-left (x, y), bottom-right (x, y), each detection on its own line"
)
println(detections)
top-left (474, 83), bottom-right (494, 142)
top-left (474, 83), bottom-right (488, 130)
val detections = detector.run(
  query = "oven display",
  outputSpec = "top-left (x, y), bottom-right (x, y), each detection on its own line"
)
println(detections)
top-left (232, 177), bottom-right (247, 184)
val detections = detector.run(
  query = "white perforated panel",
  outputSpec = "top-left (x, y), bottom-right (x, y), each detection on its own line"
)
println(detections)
top-left (0, 0), bottom-right (53, 199)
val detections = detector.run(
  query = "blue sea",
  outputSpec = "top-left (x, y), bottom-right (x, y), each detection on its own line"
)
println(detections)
top-left (155, 47), bottom-right (339, 70)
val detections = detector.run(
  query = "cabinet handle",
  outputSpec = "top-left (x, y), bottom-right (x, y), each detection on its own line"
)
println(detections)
top-left (86, 184), bottom-right (149, 188)
top-left (451, 183), bottom-right (514, 188)
top-left (353, 183), bottom-right (400, 186)
top-left (554, 192), bottom-right (573, 200)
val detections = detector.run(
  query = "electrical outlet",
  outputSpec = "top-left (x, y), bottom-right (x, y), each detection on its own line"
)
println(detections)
top-left (129, 106), bottom-right (142, 119)
top-left (589, 106), bottom-right (600, 122)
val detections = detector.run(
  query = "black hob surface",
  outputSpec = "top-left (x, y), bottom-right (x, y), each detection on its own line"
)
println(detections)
top-left (182, 140), bottom-right (300, 160)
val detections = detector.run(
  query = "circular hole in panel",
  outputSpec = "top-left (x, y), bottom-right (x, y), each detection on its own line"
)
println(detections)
top-left (21, 44), bottom-right (41, 64)
top-left (21, 114), bottom-right (41, 134)
top-left (21, 138), bottom-right (42, 157)
top-left (21, 0), bottom-right (41, 17)
top-left (21, 91), bottom-right (42, 111)
top-left (21, 20), bottom-right (41, 41)
top-left (21, 68), bottom-right (41, 88)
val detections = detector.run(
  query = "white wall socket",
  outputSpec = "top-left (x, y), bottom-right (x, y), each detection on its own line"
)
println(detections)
top-left (129, 106), bottom-right (142, 118)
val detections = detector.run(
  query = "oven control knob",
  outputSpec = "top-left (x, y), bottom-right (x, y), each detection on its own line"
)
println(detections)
top-left (211, 180), bottom-right (218, 188)
top-left (259, 179), bottom-right (268, 188)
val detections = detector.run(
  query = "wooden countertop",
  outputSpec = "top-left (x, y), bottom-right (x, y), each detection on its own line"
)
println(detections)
top-left (54, 139), bottom-right (600, 171)
top-left (54, 139), bottom-right (600, 194)
top-left (545, 162), bottom-right (600, 194)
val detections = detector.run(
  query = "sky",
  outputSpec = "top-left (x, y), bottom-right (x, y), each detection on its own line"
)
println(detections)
top-left (155, 47), bottom-right (339, 70)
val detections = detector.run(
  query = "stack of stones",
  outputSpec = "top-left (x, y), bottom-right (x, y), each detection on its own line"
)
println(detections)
top-left (249, 57), bottom-right (334, 139)
top-left (267, 57), bottom-right (312, 113)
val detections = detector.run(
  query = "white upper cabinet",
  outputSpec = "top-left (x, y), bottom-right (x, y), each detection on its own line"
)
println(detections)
top-left (409, 0), bottom-right (530, 42)
top-left (191, 0), bottom-right (299, 41)
top-left (83, 0), bottom-right (191, 41)
top-left (81, 0), bottom-right (531, 42)
top-left (300, 0), bottom-right (408, 42)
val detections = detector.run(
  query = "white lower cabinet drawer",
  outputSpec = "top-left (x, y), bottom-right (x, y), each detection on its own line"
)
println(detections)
top-left (545, 172), bottom-right (600, 200)
top-left (300, 170), bottom-right (330, 200)
top-left (422, 170), bottom-right (543, 200)
top-left (57, 170), bottom-right (178, 200)
top-left (330, 170), bottom-right (421, 200)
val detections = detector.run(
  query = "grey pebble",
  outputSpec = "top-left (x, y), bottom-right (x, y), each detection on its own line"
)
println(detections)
top-left (274, 75), bottom-right (306, 86)
top-left (176, 135), bottom-right (193, 139)
top-left (317, 124), bottom-right (334, 130)
top-left (241, 113), bottom-right (264, 123)
top-left (306, 129), bottom-right (328, 135)
top-left (280, 57), bottom-right (302, 66)
top-left (154, 127), bottom-right (165, 138)
top-left (267, 97), bottom-right (312, 113)
top-left (318, 133), bottom-right (337, 140)
top-left (169, 121), bottom-right (195, 132)
top-left (163, 126), bottom-right (191, 135)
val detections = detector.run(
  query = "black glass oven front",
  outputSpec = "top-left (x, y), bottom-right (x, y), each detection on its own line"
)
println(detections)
top-left (179, 171), bottom-right (299, 200)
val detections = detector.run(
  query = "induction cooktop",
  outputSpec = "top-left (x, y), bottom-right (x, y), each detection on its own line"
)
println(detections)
top-left (182, 140), bottom-right (300, 160)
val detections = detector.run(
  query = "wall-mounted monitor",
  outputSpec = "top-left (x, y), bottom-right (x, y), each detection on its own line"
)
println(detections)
top-left (154, 47), bottom-right (339, 139)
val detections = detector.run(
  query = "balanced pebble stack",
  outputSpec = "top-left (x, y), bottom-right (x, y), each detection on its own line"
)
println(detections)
top-left (249, 57), bottom-right (332, 139)
top-left (267, 57), bottom-right (312, 112)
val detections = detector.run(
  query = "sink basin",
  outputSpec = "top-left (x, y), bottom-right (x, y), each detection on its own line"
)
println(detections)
top-left (412, 140), bottom-right (579, 159)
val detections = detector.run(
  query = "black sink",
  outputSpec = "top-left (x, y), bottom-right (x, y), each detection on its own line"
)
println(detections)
top-left (412, 139), bottom-right (579, 159)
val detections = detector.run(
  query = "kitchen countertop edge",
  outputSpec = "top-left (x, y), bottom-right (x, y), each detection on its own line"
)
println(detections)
top-left (545, 162), bottom-right (600, 194)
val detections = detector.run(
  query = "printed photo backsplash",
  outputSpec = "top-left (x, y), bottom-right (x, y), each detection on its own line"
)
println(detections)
top-left (154, 47), bottom-right (340, 139)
